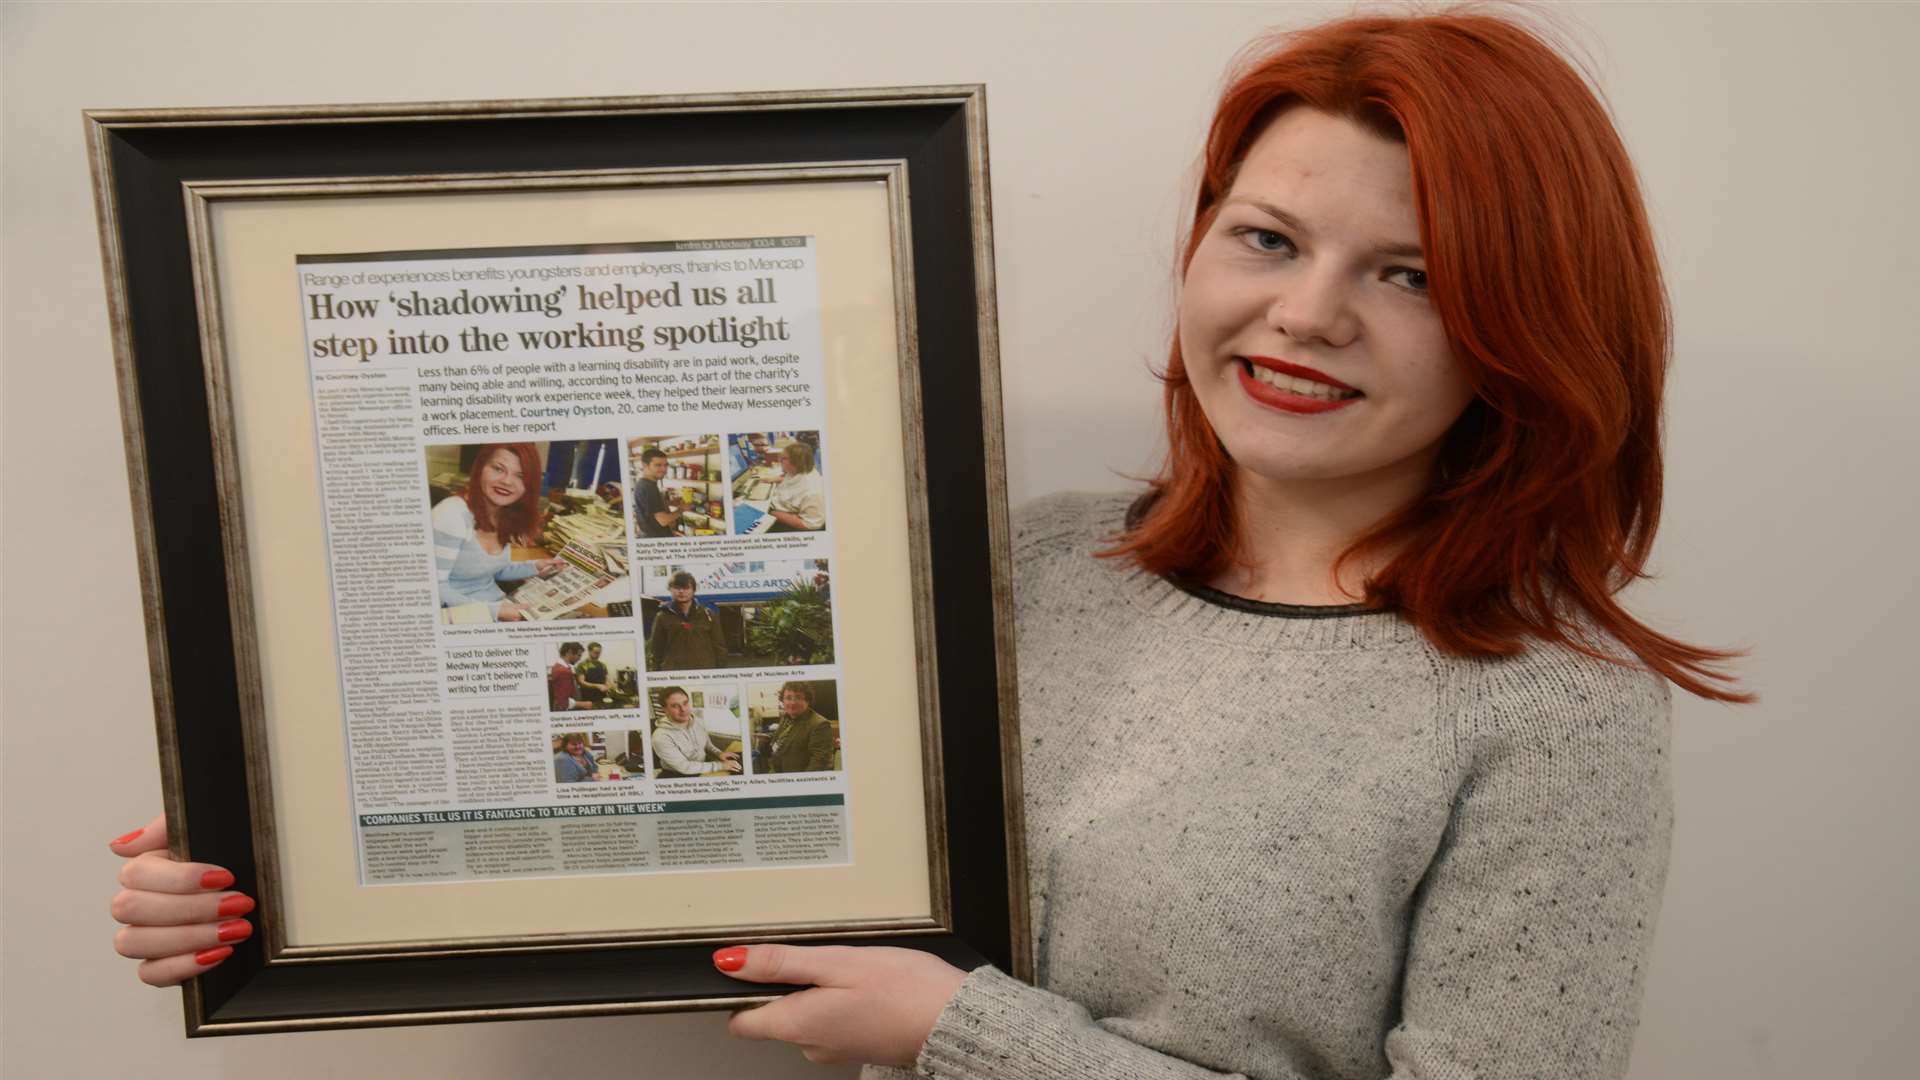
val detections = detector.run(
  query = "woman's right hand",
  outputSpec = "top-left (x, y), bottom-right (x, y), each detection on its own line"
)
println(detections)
top-left (108, 814), bottom-right (254, 986)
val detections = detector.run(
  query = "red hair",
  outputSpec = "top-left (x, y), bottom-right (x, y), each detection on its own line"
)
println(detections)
top-left (462, 443), bottom-right (544, 545)
top-left (1102, 11), bottom-right (1750, 702)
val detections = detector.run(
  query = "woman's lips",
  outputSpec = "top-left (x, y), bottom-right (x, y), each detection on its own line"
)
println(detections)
top-left (1236, 357), bottom-right (1363, 415)
top-left (1243, 355), bottom-right (1358, 392)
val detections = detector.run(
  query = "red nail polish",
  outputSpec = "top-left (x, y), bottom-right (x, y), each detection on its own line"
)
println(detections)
top-left (713, 946), bottom-right (748, 972)
top-left (200, 869), bottom-right (234, 890)
top-left (217, 920), bottom-right (252, 943)
top-left (195, 946), bottom-right (233, 967)
top-left (217, 894), bottom-right (255, 917)
top-left (111, 828), bottom-right (144, 846)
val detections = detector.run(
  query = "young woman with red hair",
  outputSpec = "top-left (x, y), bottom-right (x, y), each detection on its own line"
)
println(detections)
top-left (106, 11), bottom-right (1743, 1078)
top-left (429, 442), bottom-right (565, 621)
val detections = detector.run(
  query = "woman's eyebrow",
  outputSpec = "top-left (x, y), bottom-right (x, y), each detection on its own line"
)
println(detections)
top-left (1223, 196), bottom-right (1424, 259)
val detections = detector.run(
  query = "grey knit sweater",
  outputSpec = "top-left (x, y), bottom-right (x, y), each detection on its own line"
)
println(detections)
top-left (876, 490), bottom-right (1673, 1080)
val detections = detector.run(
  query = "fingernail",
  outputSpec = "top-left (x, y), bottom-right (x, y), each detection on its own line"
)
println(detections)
top-left (200, 869), bottom-right (234, 890)
top-left (195, 946), bottom-right (233, 967)
top-left (111, 828), bottom-right (144, 846)
top-left (713, 946), bottom-right (748, 972)
top-left (217, 920), bottom-right (252, 943)
top-left (217, 894), bottom-right (255, 917)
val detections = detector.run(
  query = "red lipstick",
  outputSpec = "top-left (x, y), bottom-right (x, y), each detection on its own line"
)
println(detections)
top-left (1236, 356), bottom-right (1363, 415)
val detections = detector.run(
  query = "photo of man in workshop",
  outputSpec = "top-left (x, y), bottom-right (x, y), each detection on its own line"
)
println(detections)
top-left (628, 434), bottom-right (727, 539)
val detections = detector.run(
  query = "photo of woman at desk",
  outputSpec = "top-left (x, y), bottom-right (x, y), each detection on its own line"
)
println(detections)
top-left (552, 732), bottom-right (600, 783)
top-left (728, 432), bottom-right (825, 535)
top-left (552, 730), bottom-right (641, 783)
top-left (428, 439), bottom-right (630, 621)
top-left (649, 684), bottom-right (743, 780)
top-left (430, 442), bottom-right (566, 621)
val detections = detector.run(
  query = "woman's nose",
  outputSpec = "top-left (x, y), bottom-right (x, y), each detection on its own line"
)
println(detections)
top-left (1266, 266), bottom-right (1357, 347)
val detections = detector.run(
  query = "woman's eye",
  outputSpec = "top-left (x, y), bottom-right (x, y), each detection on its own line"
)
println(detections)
top-left (1386, 267), bottom-right (1429, 292)
top-left (1231, 226), bottom-right (1294, 254)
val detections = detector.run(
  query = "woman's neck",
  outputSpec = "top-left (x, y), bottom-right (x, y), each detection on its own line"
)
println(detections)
top-left (1207, 463), bottom-right (1430, 605)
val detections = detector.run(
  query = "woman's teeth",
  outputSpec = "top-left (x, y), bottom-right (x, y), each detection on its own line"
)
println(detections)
top-left (1246, 362), bottom-right (1360, 400)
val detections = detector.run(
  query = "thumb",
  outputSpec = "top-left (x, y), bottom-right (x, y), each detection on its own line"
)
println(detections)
top-left (713, 944), bottom-right (854, 988)
top-left (109, 813), bottom-right (170, 856)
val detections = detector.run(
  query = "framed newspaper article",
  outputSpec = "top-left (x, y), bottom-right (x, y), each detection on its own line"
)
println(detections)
top-left (86, 88), bottom-right (1025, 1035)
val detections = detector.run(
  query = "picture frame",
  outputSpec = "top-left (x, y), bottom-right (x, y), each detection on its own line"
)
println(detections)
top-left (86, 87), bottom-right (1027, 1035)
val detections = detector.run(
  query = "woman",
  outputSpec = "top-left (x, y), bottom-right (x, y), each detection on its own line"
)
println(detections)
top-left (651, 686), bottom-right (743, 779)
top-left (708, 12), bottom-right (1745, 1076)
top-left (761, 681), bottom-right (836, 775)
top-left (105, 11), bottom-right (1745, 1076)
top-left (551, 732), bottom-right (599, 784)
top-left (765, 439), bottom-right (825, 532)
top-left (431, 442), bottom-right (565, 621)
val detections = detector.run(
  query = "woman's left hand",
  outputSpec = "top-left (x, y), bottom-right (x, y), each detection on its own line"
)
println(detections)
top-left (716, 944), bottom-right (969, 1066)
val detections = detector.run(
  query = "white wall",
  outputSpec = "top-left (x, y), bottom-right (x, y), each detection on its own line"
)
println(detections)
top-left (4, 3), bottom-right (1915, 1078)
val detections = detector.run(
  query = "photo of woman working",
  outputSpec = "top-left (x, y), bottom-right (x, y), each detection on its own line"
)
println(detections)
top-left (428, 440), bottom-right (631, 622)
top-left (728, 432), bottom-right (825, 535)
top-left (429, 442), bottom-right (565, 621)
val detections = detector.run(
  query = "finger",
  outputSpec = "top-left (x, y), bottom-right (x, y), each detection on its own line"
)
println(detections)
top-left (726, 986), bottom-right (846, 1043)
top-left (118, 850), bottom-right (237, 895)
top-left (713, 944), bottom-right (860, 988)
top-left (135, 947), bottom-right (234, 988)
top-left (111, 886), bottom-right (254, 927)
top-left (115, 918), bottom-right (252, 960)
top-left (108, 814), bottom-right (170, 856)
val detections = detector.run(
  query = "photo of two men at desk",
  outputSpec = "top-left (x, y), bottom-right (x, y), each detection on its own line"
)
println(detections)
top-left (647, 680), bottom-right (842, 780)
top-left (551, 679), bottom-right (840, 783)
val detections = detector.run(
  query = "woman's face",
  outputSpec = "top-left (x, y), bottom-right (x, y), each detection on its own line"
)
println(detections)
top-left (1178, 108), bottom-right (1474, 492)
top-left (565, 737), bottom-right (585, 755)
top-left (476, 449), bottom-right (527, 508)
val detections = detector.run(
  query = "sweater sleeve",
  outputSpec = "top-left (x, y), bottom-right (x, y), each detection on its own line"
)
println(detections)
top-left (803, 718), bottom-right (836, 772)
top-left (651, 723), bottom-right (711, 776)
top-left (496, 557), bottom-right (539, 584)
top-left (1381, 648), bottom-right (1673, 1079)
top-left (911, 967), bottom-right (1257, 1080)
top-left (903, 645), bottom-right (1671, 1080)
top-left (430, 497), bottom-right (499, 613)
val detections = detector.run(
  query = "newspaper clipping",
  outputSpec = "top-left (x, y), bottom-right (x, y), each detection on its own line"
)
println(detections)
top-left (295, 237), bottom-right (854, 884)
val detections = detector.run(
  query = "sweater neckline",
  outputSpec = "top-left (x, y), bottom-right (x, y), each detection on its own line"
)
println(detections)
top-left (1164, 576), bottom-right (1386, 619)
top-left (1114, 566), bottom-right (1420, 651)
top-left (1102, 492), bottom-right (1420, 651)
